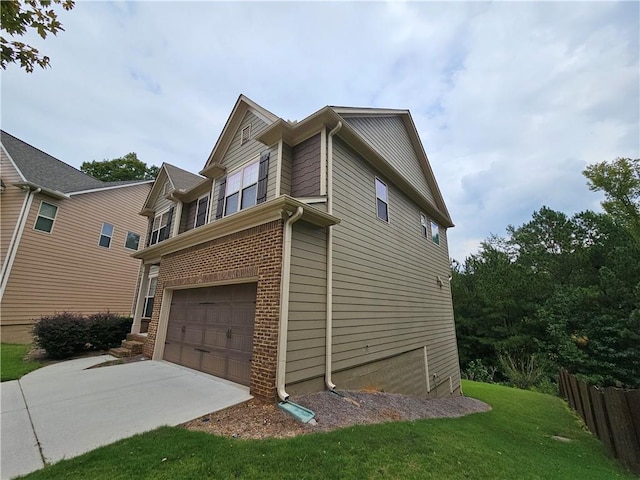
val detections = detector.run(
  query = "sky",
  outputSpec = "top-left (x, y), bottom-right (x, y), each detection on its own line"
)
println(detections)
top-left (2, 1), bottom-right (638, 261)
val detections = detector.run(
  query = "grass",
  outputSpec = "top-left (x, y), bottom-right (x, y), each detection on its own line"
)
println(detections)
top-left (1, 343), bottom-right (43, 381)
top-left (20, 381), bottom-right (634, 479)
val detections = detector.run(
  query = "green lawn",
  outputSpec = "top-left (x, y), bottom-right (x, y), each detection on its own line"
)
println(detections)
top-left (1, 343), bottom-right (43, 381)
top-left (20, 381), bottom-right (633, 479)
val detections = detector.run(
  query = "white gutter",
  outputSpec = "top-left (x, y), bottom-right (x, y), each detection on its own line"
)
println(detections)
top-left (325, 121), bottom-right (342, 391)
top-left (276, 206), bottom-right (304, 401)
top-left (0, 187), bottom-right (41, 300)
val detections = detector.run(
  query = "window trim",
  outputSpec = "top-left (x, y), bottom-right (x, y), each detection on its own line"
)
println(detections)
top-left (431, 220), bottom-right (440, 246)
top-left (142, 275), bottom-right (158, 319)
top-left (98, 222), bottom-right (114, 248)
top-left (33, 201), bottom-right (59, 234)
top-left (194, 194), bottom-right (210, 228)
top-left (375, 177), bottom-right (389, 223)
top-left (420, 213), bottom-right (428, 238)
top-left (149, 208), bottom-right (171, 246)
top-left (240, 124), bottom-right (251, 145)
top-left (124, 231), bottom-right (141, 251)
top-left (223, 159), bottom-right (259, 217)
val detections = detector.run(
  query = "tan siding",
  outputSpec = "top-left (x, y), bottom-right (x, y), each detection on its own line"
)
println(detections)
top-left (280, 143), bottom-right (292, 196)
top-left (211, 110), bottom-right (278, 221)
top-left (344, 116), bottom-right (436, 205)
top-left (331, 137), bottom-right (460, 391)
top-left (0, 150), bottom-right (27, 267)
top-left (291, 133), bottom-right (321, 197)
top-left (1, 183), bottom-right (151, 331)
top-left (286, 221), bottom-right (327, 384)
top-left (152, 193), bottom-right (174, 216)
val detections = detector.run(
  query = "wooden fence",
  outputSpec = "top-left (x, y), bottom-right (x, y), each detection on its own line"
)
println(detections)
top-left (558, 369), bottom-right (640, 475)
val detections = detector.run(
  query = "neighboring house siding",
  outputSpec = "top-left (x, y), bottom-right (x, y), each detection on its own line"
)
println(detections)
top-left (331, 137), bottom-right (460, 393)
top-left (344, 116), bottom-right (436, 205)
top-left (1, 184), bottom-right (150, 339)
top-left (0, 150), bottom-right (26, 268)
top-left (291, 133), bottom-right (321, 197)
top-left (280, 143), bottom-right (292, 196)
top-left (286, 221), bottom-right (327, 384)
top-left (179, 200), bottom-right (197, 233)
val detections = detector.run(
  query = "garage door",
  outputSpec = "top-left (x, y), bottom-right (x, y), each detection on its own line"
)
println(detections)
top-left (163, 283), bottom-right (257, 386)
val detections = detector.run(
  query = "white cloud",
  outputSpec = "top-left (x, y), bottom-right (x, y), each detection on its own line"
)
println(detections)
top-left (1, 0), bottom-right (637, 261)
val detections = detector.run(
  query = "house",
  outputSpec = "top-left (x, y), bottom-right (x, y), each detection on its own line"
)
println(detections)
top-left (131, 95), bottom-right (460, 401)
top-left (0, 131), bottom-right (153, 343)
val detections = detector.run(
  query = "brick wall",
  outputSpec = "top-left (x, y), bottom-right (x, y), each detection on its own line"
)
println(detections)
top-left (143, 220), bottom-right (284, 399)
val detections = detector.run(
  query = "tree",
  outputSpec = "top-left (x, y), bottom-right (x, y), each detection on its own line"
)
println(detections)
top-left (583, 157), bottom-right (640, 240)
top-left (1, 0), bottom-right (75, 72)
top-left (81, 153), bottom-right (159, 182)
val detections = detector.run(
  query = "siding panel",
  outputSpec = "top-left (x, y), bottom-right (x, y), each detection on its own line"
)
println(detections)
top-left (0, 150), bottom-right (27, 268)
top-left (291, 133), bottom-right (321, 197)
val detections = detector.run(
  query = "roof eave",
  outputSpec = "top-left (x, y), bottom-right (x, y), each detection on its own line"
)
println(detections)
top-left (11, 181), bottom-right (70, 200)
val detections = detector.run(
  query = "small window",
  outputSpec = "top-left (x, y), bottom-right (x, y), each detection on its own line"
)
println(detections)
top-left (431, 221), bottom-right (440, 245)
top-left (150, 211), bottom-right (170, 245)
top-left (241, 124), bottom-right (251, 145)
top-left (195, 195), bottom-right (209, 228)
top-left (224, 161), bottom-right (259, 216)
top-left (125, 231), bottom-right (141, 250)
top-left (142, 277), bottom-right (158, 318)
top-left (34, 201), bottom-right (58, 233)
top-left (99, 222), bottom-right (114, 248)
top-left (420, 214), bottom-right (428, 238)
top-left (375, 178), bottom-right (388, 222)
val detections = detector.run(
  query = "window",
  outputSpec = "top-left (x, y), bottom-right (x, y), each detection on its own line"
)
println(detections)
top-left (98, 223), bottom-right (114, 248)
top-left (194, 195), bottom-right (209, 228)
top-left (34, 201), bottom-right (58, 233)
top-left (431, 221), bottom-right (440, 245)
top-left (420, 214), bottom-right (428, 238)
top-left (142, 277), bottom-right (158, 318)
top-left (241, 124), bottom-right (251, 145)
top-left (375, 178), bottom-right (388, 222)
top-left (224, 161), bottom-right (259, 216)
top-left (125, 231), bottom-right (141, 250)
top-left (150, 211), bottom-right (170, 245)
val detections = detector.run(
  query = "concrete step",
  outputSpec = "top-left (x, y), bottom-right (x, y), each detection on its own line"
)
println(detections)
top-left (109, 347), bottom-right (132, 358)
top-left (126, 333), bottom-right (147, 343)
top-left (121, 340), bottom-right (144, 355)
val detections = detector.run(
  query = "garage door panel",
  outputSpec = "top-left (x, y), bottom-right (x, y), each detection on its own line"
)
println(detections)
top-left (164, 282), bottom-right (256, 387)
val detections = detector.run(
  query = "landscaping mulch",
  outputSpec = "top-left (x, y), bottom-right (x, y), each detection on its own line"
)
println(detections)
top-left (183, 390), bottom-right (491, 439)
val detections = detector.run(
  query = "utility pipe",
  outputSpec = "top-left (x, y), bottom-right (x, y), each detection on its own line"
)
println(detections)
top-left (276, 206), bottom-right (304, 401)
top-left (0, 187), bottom-right (29, 281)
top-left (0, 187), bottom-right (41, 300)
top-left (325, 121), bottom-right (342, 391)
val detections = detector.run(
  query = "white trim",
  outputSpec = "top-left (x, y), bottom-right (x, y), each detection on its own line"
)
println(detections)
top-left (275, 139), bottom-right (283, 197)
top-left (0, 143), bottom-right (27, 182)
top-left (98, 222), bottom-right (114, 248)
top-left (320, 127), bottom-right (327, 196)
top-left (149, 207), bottom-right (172, 246)
top-left (0, 188), bottom-right (29, 279)
top-left (152, 288), bottom-right (173, 360)
top-left (298, 196), bottom-right (327, 204)
top-left (222, 157), bottom-right (260, 217)
top-left (330, 107), bottom-right (408, 116)
top-left (33, 200), bottom-right (59, 234)
top-left (420, 212), bottom-right (428, 238)
top-left (68, 180), bottom-right (153, 196)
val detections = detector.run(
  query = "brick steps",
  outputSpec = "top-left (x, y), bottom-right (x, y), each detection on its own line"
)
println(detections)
top-left (108, 334), bottom-right (147, 358)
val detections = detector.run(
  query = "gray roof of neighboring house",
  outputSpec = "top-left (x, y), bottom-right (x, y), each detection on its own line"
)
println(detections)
top-left (1, 130), bottom-right (152, 194)
top-left (164, 163), bottom-right (205, 191)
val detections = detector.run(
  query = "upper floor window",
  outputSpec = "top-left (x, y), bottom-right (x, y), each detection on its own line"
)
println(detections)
top-left (195, 195), bottom-right (209, 228)
top-left (150, 211), bottom-right (170, 245)
top-left (98, 222), bottom-right (114, 248)
top-left (375, 178), bottom-right (388, 222)
top-left (125, 231), bottom-right (141, 250)
top-left (420, 214), bottom-right (428, 238)
top-left (431, 221), bottom-right (440, 245)
top-left (241, 124), bottom-right (251, 145)
top-left (34, 201), bottom-right (58, 233)
top-left (224, 161), bottom-right (259, 216)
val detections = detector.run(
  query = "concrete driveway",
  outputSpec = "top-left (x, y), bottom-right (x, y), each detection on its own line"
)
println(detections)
top-left (1, 356), bottom-right (251, 479)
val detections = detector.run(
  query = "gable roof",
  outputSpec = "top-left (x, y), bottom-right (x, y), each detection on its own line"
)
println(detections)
top-left (164, 163), bottom-right (204, 191)
top-left (0, 130), bottom-right (152, 197)
top-left (140, 162), bottom-right (207, 214)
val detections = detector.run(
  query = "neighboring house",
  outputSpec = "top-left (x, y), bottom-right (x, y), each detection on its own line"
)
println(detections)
top-left (0, 131), bottom-right (153, 343)
top-left (131, 95), bottom-right (460, 401)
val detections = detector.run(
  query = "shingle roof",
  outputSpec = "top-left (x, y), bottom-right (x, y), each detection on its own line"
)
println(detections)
top-left (1, 130), bottom-right (152, 194)
top-left (164, 163), bottom-right (204, 191)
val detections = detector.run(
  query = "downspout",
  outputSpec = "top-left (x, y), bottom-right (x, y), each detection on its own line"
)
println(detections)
top-left (325, 121), bottom-right (342, 391)
top-left (0, 187), bottom-right (41, 300)
top-left (276, 206), bottom-right (304, 402)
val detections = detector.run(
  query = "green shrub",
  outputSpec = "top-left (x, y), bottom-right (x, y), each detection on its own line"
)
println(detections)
top-left (86, 313), bottom-right (132, 350)
top-left (33, 313), bottom-right (88, 359)
top-left (498, 352), bottom-right (551, 390)
top-left (462, 359), bottom-right (497, 383)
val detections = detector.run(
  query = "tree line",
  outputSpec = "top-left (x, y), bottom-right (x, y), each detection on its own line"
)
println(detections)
top-left (452, 158), bottom-right (640, 391)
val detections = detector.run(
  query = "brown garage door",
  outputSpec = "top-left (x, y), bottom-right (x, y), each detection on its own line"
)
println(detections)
top-left (163, 283), bottom-right (257, 386)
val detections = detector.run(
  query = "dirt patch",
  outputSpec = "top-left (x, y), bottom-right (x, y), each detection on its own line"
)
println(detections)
top-left (183, 390), bottom-right (491, 439)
